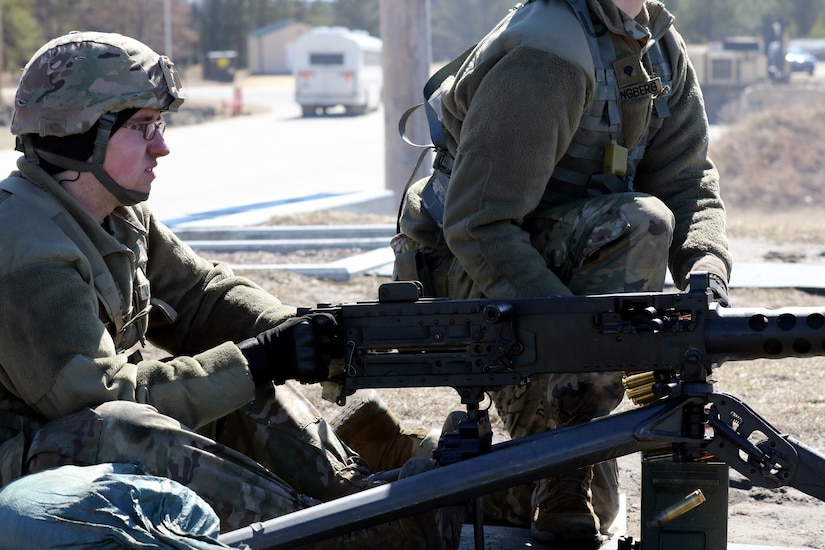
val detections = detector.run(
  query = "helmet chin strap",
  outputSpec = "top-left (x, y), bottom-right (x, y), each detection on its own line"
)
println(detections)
top-left (25, 113), bottom-right (150, 206)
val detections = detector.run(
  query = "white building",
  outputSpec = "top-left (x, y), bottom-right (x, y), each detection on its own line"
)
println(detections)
top-left (247, 19), bottom-right (313, 75)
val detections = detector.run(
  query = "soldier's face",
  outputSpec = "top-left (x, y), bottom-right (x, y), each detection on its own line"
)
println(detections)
top-left (613, 0), bottom-right (644, 17)
top-left (103, 108), bottom-right (170, 200)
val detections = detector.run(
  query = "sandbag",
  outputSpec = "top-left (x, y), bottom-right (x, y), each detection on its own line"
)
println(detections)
top-left (0, 462), bottom-right (246, 550)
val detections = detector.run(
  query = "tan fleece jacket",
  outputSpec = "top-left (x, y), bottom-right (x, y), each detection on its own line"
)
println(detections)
top-left (0, 158), bottom-right (295, 432)
top-left (400, 0), bottom-right (731, 299)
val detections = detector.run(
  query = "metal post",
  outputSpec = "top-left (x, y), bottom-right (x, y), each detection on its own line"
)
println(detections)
top-left (164, 0), bottom-right (173, 60)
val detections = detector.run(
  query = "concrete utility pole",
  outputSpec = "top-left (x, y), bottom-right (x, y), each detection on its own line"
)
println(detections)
top-left (0, 1), bottom-right (4, 107)
top-left (164, 0), bottom-right (173, 60)
top-left (380, 0), bottom-right (432, 210)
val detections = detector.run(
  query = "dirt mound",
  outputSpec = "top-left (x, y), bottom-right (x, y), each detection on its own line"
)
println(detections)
top-left (711, 104), bottom-right (825, 211)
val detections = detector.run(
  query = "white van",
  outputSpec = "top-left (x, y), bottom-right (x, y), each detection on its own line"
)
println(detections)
top-left (290, 27), bottom-right (382, 117)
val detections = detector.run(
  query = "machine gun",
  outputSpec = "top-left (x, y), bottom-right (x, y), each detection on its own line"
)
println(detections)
top-left (220, 273), bottom-right (825, 549)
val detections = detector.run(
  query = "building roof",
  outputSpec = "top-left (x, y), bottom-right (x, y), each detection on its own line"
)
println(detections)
top-left (248, 19), bottom-right (309, 38)
top-left (292, 26), bottom-right (382, 50)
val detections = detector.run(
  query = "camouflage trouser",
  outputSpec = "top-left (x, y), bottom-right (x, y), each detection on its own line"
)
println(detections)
top-left (2, 382), bottom-right (364, 533)
top-left (395, 192), bottom-right (674, 526)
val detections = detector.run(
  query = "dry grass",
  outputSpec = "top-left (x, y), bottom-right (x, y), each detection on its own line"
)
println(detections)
top-left (726, 208), bottom-right (825, 242)
top-left (267, 210), bottom-right (396, 226)
top-left (712, 104), bottom-right (825, 211)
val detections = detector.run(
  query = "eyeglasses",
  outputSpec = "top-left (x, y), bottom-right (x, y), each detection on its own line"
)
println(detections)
top-left (121, 119), bottom-right (166, 141)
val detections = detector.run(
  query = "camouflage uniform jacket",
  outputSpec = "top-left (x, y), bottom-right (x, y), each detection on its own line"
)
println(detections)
top-left (399, 0), bottom-right (731, 299)
top-left (0, 157), bottom-right (295, 442)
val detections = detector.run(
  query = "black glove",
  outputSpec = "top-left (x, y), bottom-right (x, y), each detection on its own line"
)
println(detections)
top-left (688, 272), bottom-right (731, 308)
top-left (239, 313), bottom-right (342, 385)
top-left (708, 273), bottom-right (731, 308)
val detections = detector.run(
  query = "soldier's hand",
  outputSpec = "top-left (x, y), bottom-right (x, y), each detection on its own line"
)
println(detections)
top-left (239, 313), bottom-right (342, 385)
top-left (707, 273), bottom-right (731, 308)
top-left (685, 271), bottom-right (731, 308)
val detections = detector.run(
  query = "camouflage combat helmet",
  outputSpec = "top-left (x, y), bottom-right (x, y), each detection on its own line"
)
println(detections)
top-left (12, 31), bottom-right (185, 205)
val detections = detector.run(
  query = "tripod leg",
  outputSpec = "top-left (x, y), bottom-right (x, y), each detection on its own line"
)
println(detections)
top-left (707, 392), bottom-right (825, 501)
top-left (472, 497), bottom-right (484, 549)
top-left (218, 397), bottom-right (687, 549)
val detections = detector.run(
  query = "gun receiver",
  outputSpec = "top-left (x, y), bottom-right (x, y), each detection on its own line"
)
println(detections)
top-left (300, 273), bottom-right (825, 406)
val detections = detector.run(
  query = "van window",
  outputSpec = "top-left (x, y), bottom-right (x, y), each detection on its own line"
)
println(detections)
top-left (310, 53), bottom-right (344, 65)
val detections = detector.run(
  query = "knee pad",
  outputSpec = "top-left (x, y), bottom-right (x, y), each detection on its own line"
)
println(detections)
top-left (618, 194), bottom-right (674, 244)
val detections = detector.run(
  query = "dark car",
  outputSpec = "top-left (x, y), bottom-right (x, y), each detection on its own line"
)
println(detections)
top-left (786, 48), bottom-right (817, 75)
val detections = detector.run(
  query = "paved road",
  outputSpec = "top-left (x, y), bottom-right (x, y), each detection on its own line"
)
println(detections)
top-left (151, 82), bottom-right (391, 226)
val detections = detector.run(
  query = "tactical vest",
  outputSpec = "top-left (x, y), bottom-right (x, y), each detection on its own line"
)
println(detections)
top-left (541, 0), bottom-right (673, 205)
top-left (415, 0), bottom-right (674, 225)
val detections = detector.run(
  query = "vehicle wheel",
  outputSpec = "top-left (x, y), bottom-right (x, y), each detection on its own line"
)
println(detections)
top-left (345, 104), bottom-right (367, 116)
top-left (301, 105), bottom-right (317, 117)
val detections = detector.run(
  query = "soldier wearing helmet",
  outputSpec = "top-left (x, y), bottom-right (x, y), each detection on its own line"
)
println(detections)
top-left (12, 30), bottom-right (184, 207)
top-left (0, 32), bottom-right (463, 547)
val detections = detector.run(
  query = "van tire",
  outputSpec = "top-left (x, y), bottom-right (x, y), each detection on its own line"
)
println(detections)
top-left (301, 105), bottom-right (318, 117)
top-left (345, 104), bottom-right (367, 116)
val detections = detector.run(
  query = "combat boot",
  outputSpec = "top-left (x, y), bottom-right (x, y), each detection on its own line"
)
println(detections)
top-left (531, 466), bottom-right (604, 549)
top-left (331, 389), bottom-right (441, 471)
top-left (321, 459), bottom-right (384, 501)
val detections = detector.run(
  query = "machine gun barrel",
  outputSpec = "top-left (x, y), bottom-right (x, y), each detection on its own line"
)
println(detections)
top-left (706, 304), bottom-right (825, 363)
top-left (299, 274), bottom-right (825, 402)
